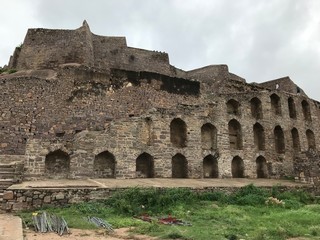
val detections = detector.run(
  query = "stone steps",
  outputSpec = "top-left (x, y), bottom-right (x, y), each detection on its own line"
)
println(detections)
top-left (0, 164), bottom-right (24, 204)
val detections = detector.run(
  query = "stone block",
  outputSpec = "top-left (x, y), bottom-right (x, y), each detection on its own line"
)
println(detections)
top-left (3, 191), bottom-right (14, 200)
top-left (43, 196), bottom-right (51, 203)
top-left (55, 192), bottom-right (65, 200)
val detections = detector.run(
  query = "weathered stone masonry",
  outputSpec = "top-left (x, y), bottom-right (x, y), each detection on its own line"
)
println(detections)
top-left (1, 21), bottom-right (319, 183)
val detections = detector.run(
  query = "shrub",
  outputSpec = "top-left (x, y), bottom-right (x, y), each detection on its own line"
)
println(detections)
top-left (226, 184), bottom-right (268, 205)
top-left (104, 188), bottom-right (197, 215)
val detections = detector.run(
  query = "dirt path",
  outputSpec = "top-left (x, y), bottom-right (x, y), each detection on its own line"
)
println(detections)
top-left (24, 227), bottom-right (158, 240)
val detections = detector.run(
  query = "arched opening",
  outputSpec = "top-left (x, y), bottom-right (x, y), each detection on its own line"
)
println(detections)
top-left (203, 155), bottom-right (219, 178)
top-left (45, 150), bottom-right (70, 178)
top-left (291, 128), bottom-right (300, 152)
top-left (253, 123), bottom-right (265, 151)
top-left (274, 126), bottom-right (285, 153)
top-left (306, 129), bottom-right (316, 150)
top-left (94, 151), bottom-right (116, 178)
top-left (172, 154), bottom-right (188, 178)
top-left (170, 118), bottom-right (187, 148)
top-left (270, 94), bottom-right (281, 116)
top-left (201, 123), bottom-right (217, 150)
top-left (256, 156), bottom-right (268, 178)
top-left (226, 99), bottom-right (240, 115)
top-left (302, 100), bottom-right (312, 121)
top-left (231, 156), bottom-right (244, 178)
top-left (250, 97), bottom-right (263, 119)
top-left (288, 97), bottom-right (297, 119)
top-left (136, 152), bottom-right (154, 178)
top-left (228, 119), bottom-right (242, 150)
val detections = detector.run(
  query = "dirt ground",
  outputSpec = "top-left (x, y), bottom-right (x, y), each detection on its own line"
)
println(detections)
top-left (24, 227), bottom-right (158, 240)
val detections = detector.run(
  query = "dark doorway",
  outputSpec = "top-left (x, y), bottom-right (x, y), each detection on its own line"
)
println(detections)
top-left (291, 128), bottom-right (300, 152)
top-left (256, 156), bottom-right (268, 178)
top-left (203, 155), bottom-right (219, 178)
top-left (270, 94), bottom-right (281, 116)
top-left (228, 119), bottom-right (242, 150)
top-left (45, 150), bottom-right (70, 178)
top-left (302, 100), bottom-right (312, 121)
top-left (250, 97), bottom-right (263, 119)
top-left (274, 126), bottom-right (285, 153)
top-left (253, 123), bottom-right (265, 151)
top-left (136, 152), bottom-right (154, 178)
top-left (170, 118), bottom-right (187, 148)
top-left (94, 151), bottom-right (116, 178)
top-left (227, 99), bottom-right (240, 115)
top-left (172, 154), bottom-right (188, 178)
top-left (288, 97), bottom-right (297, 119)
top-left (231, 156), bottom-right (244, 178)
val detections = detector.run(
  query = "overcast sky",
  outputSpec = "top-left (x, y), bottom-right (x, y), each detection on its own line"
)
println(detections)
top-left (1, 0), bottom-right (320, 100)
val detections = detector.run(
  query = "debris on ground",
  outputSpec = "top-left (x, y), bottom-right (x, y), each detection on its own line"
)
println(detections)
top-left (158, 215), bottom-right (192, 226)
top-left (32, 211), bottom-right (70, 236)
top-left (86, 216), bottom-right (114, 232)
top-left (134, 214), bottom-right (192, 226)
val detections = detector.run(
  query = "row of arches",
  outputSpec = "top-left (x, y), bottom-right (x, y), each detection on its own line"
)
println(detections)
top-left (227, 95), bottom-right (312, 121)
top-left (44, 150), bottom-right (269, 179)
top-left (171, 118), bottom-right (316, 152)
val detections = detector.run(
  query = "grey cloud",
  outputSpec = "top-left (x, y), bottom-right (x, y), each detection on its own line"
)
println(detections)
top-left (1, 0), bottom-right (319, 100)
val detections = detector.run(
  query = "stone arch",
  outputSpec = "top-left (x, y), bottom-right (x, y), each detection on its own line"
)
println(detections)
top-left (253, 123), bottom-right (265, 151)
top-left (291, 128), bottom-right (300, 152)
top-left (45, 150), bottom-right (70, 178)
top-left (256, 156), bottom-right (268, 178)
top-left (231, 156), bottom-right (244, 178)
top-left (172, 153), bottom-right (188, 178)
top-left (170, 118), bottom-right (187, 148)
top-left (136, 152), bottom-right (154, 178)
top-left (201, 123), bottom-right (217, 150)
top-left (250, 97), bottom-right (263, 119)
top-left (228, 119), bottom-right (243, 150)
top-left (302, 100), bottom-right (312, 121)
top-left (203, 155), bottom-right (219, 178)
top-left (270, 94), bottom-right (281, 116)
top-left (306, 129), bottom-right (316, 150)
top-left (94, 151), bottom-right (116, 178)
top-left (288, 97), bottom-right (297, 119)
top-left (226, 99), bottom-right (240, 115)
top-left (274, 126), bottom-right (285, 153)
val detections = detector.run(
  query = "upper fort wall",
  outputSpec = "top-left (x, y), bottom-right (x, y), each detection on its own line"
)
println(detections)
top-left (9, 21), bottom-right (171, 75)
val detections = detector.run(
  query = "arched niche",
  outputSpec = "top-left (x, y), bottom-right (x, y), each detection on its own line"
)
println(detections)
top-left (231, 156), bottom-right (244, 178)
top-left (274, 126), bottom-right (285, 153)
top-left (136, 152), bottom-right (154, 178)
top-left (94, 151), bottom-right (116, 178)
top-left (203, 155), bottom-right (219, 178)
top-left (228, 119), bottom-right (243, 150)
top-left (201, 123), bottom-right (217, 150)
top-left (256, 156), bottom-right (268, 178)
top-left (45, 150), bottom-right (70, 178)
top-left (172, 153), bottom-right (188, 178)
top-left (170, 118), bottom-right (187, 148)
top-left (250, 97), bottom-right (263, 119)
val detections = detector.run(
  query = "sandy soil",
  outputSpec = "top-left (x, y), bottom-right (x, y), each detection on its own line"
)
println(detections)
top-left (24, 227), bottom-right (158, 240)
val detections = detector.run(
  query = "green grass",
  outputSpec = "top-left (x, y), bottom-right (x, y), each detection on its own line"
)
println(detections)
top-left (18, 185), bottom-right (320, 240)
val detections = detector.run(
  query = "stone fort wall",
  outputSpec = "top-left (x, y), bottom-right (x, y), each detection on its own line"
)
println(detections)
top-left (1, 22), bottom-right (320, 183)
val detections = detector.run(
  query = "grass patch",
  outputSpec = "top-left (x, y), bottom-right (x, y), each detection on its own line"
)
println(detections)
top-left (18, 185), bottom-right (320, 240)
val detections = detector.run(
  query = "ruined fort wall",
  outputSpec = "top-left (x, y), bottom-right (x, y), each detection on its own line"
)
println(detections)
top-left (11, 26), bottom-right (95, 70)
top-left (21, 85), bottom-right (320, 180)
top-left (9, 24), bottom-right (172, 76)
